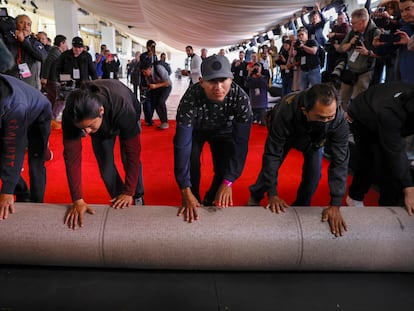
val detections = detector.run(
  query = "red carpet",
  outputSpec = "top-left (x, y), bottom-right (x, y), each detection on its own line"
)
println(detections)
top-left (22, 121), bottom-right (379, 206)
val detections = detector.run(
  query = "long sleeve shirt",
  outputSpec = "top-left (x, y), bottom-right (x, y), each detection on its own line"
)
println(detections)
top-left (0, 74), bottom-right (51, 194)
top-left (348, 82), bottom-right (414, 189)
top-left (174, 82), bottom-right (252, 189)
top-left (62, 80), bottom-right (141, 201)
top-left (262, 91), bottom-right (349, 206)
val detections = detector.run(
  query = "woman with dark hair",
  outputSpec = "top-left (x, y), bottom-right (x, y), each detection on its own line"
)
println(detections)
top-left (62, 79), bottom-right (144, 229)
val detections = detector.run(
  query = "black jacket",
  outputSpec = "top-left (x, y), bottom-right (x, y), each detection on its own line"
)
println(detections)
top-left (56, 49), bottom-right (98, 88)
top-left (263, 91), bottom-right (349, 205)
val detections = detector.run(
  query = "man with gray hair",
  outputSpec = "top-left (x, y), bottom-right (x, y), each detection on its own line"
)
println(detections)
top-left (334, 8), bottom-right (380, 111)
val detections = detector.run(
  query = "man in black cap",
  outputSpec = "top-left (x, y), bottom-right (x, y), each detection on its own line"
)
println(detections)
top-left (56, 36), bottom-right (98, 89)
top-left (174, 54), bottom-right (252, 223)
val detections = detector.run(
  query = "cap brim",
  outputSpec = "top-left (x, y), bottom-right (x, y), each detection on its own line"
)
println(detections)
top-left (202, 72), bottom-right (233, 81)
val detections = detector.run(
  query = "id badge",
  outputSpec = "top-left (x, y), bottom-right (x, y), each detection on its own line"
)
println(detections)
top-left (255, 88), bottom-right (260, 96)
top-left (349, 51), bottom-right (359, 63)
top-left (301, 56), bottom-right (306, 65)
top-left (18, 63), bottom-right (32, 78)
top-left (73, 68), bottom-right (80, 79)
top-left (239, 71), bottom-right (243, 77)
top-left (110, 72), bottom-right (114, 79)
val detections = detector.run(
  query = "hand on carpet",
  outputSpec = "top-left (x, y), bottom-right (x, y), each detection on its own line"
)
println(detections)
top-left (64, 199), bottom-right (96, 229)
top-left (321, 206), bottom-right (347, 237)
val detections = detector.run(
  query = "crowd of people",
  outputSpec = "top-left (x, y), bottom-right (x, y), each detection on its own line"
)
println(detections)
top-left (0, 1), bottom-right (414, 238)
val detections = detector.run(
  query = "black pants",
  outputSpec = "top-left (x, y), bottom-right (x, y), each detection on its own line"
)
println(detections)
top-left (349, 121), bottom-right (403, 205)
top-left (190, 130), bottom-right (234, 205)
top-left (149, 85), bottom-right (172, 123)
top-left (91, 135), bottom-right (144, 199)
top-left (15, 107), bottom-right (51, 202)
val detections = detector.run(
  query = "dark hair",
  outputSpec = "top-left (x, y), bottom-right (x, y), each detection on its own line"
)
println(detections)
top-left (139, 59), bottom-right (152, 70)
top-left (65, 83), bottom-right (105, 123)
top-left (53, 34), bottom-right (66, 47)
top-left (146, 40), bottom-right (156, 48)
top-left (302, 84), bottom-right (337, 111)
top-left (186, 45), bottom-right (193, 50)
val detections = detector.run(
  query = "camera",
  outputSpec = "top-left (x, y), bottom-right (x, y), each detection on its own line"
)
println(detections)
top-left (377, 6), bottom-right (385, 13)
top-left (331, 60), bottom-right (345, 78)
top-left (379, 33), bottom-right (401, 43)
top-left (251, 68), bottom-right (259, 75)
top-left (295, 39), bottom-right (303, 49)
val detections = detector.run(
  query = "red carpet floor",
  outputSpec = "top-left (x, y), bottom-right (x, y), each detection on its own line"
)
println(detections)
top-left (23, 121), bottom-right (379, 207)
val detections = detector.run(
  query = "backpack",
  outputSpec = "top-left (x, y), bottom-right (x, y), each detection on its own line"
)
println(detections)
top-left (154, 60), bottom-right (172, 75)
top-left (0, 15), bottom-right (16, 50)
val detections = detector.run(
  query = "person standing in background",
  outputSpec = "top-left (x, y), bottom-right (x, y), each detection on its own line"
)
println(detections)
top-left (181, 45), bottom-right (202, 87)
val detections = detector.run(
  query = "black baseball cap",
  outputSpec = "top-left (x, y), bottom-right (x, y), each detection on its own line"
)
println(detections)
top-left (72, 36), bottom-right (84, 48)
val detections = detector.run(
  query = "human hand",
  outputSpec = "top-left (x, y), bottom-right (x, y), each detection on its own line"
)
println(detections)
top-left (321, 206), bottom-right (347, 237)
top-left (177, 188), bottom-right (201, 223)
top-left (265, 195), bottom-right (290, 214)
top-left (394, 30), bottom-right (410, 46)
top-left (403, 186), bottom-right (414, 216)
top-left (214, 183), bottom-right (233, 208)
top-left (64, 199), bottom-right (95, 229)
top-left (111, 194), bottom-right (133, 209)
top-left (0, 194), bottom-right (15, 220)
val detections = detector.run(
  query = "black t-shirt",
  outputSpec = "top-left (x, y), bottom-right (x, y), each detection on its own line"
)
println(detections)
top-left (296, 39), bottom-right (320, 70)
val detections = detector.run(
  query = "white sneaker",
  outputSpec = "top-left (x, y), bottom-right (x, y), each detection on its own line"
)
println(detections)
top-left (346, 195), bottom-right (364, 207)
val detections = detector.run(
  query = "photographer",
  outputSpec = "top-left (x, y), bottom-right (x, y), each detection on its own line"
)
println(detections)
top-left (326, 12), bottom-right (350, 75)
top-left (275, 39), bottom-right (294, 96)
top-left (335, 8), bottom-right (380, 111)
top-left (294, 27), bottom-right (321, 90)
top-left (245, 63), bottom-right (268, 125)
top-left (372, 0), bottom-right (413, 84)
top-left (370, 1), bottom-right (401, 83)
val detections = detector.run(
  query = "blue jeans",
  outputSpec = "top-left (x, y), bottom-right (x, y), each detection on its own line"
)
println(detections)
top-left (300, 67), bottom-right (321, 91)
top-left (249, 146), bottom-right (323, 206)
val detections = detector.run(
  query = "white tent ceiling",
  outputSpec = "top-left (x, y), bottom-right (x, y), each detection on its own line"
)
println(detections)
top-left (73, 0), bottom-right (319, 51)
top-left (5, 0), bottom-right (353, 52)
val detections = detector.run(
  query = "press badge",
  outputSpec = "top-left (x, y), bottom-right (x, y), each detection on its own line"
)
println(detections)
top-left (301, 56), bottom-right (306, 65)
top-left (255, 88), bottom-right (260, 96)
top-left (110, 72), bottom-right (114, 79)
top-left (349, 51), bottom-right (359, 63)
top-left (18, 63), bottom-right (31, 78)
top-left (73, 68), bottom-right (80, 79)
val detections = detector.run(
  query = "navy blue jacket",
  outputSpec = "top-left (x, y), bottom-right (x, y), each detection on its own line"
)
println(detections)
top-left (0, 74), bottom-right (51, 194)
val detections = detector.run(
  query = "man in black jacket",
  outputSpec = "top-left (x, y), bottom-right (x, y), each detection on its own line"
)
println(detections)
top-left (248, 83), bottom-right (349, 237)
top-left (56, 36), bottom-right (98, 89)
top-left (346, 82), bottom-right (414, 215)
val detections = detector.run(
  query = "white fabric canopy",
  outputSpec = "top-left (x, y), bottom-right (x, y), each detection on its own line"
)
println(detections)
top-left (73, 0), bottom-right (327, 52)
